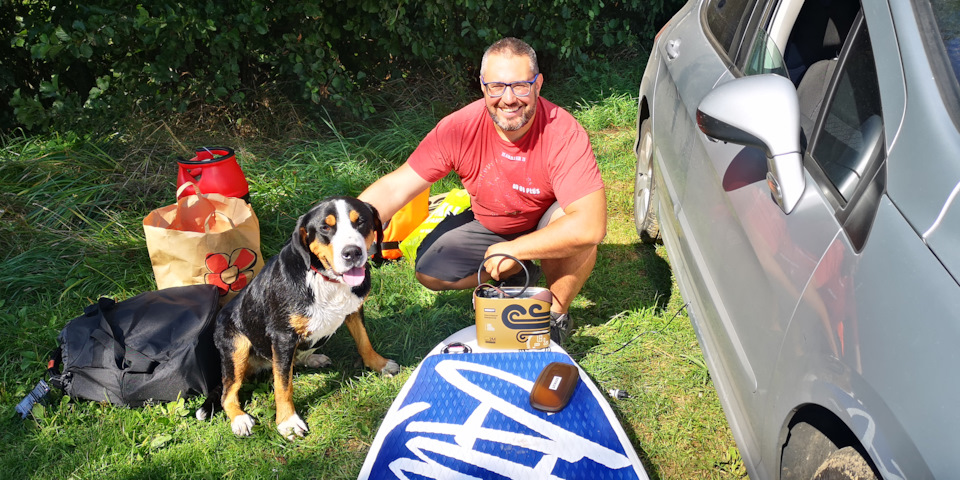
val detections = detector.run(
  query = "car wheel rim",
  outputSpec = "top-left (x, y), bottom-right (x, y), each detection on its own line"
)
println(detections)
top-left (635, 130), bottom-right (653, 219)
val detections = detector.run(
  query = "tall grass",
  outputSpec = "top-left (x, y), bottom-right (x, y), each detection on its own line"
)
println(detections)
top-left (0, 60), bottom-right (744, 478)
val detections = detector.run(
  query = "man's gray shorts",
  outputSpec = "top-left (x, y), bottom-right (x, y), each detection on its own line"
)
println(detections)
top-left (414, 203), bottom-right (560, 282)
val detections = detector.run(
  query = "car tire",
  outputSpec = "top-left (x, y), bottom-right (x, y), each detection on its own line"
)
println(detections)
top-left (634, 117), bottom-right (661, 244)
top-left (811, 447), bottom-right (878, 480)
top-left (781, 421), bottom-right (878, 480)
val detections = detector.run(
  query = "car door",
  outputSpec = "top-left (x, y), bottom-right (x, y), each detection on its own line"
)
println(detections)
top-left (769, 5), bottom-right (899, 468)
top-left (651, 0), bottom-right (760, 220)
top-left (677, 0), bottom-right (870, 460)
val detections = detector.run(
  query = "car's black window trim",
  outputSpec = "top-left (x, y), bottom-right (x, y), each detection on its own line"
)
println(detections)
top-left (803, 10), bottom-right (887, 252)
top-left (734, 0), bottom-right (771, 70)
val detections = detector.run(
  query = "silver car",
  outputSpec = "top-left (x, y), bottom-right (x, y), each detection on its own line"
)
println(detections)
top-left (634, 0), bottom-right (960, 478)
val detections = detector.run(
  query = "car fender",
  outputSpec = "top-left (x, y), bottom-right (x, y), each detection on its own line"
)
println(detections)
top-left (766, 342), bottom-right (925, 480)
top-left (766, 205), bottom-right (950, 479)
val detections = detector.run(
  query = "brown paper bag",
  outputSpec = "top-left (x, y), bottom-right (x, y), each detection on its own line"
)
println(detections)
top-left (143, 184), bottom-right (263, 305)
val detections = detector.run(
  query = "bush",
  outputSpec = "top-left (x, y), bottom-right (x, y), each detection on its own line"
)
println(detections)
top-left (2, 0), bottom-right (682, 133)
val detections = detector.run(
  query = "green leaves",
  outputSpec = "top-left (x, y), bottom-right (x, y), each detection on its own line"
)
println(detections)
top-left (3, 0), bottom-right (683, 131)
top-left (53, 27), bottom-right (70, 43)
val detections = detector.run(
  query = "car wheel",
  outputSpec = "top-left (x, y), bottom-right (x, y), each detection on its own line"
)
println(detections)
top-left (634, 118), bottom-right (661, 244)
top-left (781, 421), bottom-right (878, 480)
top-left (811, 447), bottom-right (877, 480)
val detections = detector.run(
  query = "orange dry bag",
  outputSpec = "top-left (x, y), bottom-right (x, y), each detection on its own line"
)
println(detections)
top-left (380, 189), bottom-right (429, 260)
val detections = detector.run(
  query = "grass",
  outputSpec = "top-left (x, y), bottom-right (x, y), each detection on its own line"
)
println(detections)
top-left (0, 58), bottom-right (745, 479)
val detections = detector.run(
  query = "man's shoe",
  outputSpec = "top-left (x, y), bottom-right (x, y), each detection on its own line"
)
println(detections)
top-left (550, 311), bottom-right (573, 346)
top-left (500, 261), bottom-right (541, 288)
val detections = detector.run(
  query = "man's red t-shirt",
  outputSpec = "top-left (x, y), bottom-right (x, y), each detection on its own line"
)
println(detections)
top-left (408, 97), bottom-right (603, 234)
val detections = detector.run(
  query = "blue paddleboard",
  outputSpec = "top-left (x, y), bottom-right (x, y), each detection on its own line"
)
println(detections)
top-left (358, 326), bottom-right (650, 479)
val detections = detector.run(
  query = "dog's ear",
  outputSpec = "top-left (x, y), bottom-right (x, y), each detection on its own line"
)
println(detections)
top-left (364, 201), bottom-right (385, 264)
top-left (292, 211), bottom-right (314, 267)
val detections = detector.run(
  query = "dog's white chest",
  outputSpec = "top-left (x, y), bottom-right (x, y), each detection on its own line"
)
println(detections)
top-left (302, 274), bottom-right (365, 343)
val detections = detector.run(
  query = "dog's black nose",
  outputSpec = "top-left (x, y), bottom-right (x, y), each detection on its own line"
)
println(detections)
top-left (341, 245), bottom-right (363, 263)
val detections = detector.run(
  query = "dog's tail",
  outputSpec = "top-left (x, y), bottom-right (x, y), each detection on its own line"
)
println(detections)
top-left (194, 384), bottom-right (222, 421)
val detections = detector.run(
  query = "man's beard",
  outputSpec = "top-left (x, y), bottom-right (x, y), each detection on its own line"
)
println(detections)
top-left (488, 100), bottom-right (535, 132)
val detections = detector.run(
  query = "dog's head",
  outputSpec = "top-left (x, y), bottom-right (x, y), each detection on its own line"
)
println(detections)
top-left (293, 196), bottom-right (384, 285)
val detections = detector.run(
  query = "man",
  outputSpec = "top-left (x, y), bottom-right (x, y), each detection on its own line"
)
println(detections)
top-left (359, 37), bottom-right (606, 344)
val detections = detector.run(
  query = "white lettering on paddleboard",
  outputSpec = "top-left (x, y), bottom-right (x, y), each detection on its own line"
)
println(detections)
top-left (383, 359), bottom-right (634, 478)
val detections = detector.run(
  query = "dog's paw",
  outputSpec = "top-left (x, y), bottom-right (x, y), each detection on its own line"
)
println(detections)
top-left (231, 414), bottom-right (256, 436)
top-left (302, 353), bottom-right (331, 369)
top-left (195, 407), bottom-right (210, 421)
top-left (277, 414), bottom-right (309, 440)
top-left (381, 359), bottom-right (400, 377)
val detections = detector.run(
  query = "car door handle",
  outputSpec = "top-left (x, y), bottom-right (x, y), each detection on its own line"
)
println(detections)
top-left (665, 39), bottom-right (681, 60)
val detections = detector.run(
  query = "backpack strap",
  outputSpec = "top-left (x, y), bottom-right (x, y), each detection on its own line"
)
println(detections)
top-left (89, 297), bottom-right (158, 373)
top-left (46, 298), bottom-right (118, 391)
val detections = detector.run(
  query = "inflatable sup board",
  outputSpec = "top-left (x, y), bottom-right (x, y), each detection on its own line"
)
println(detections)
top-left (358, 326), bottom-right (649, 479)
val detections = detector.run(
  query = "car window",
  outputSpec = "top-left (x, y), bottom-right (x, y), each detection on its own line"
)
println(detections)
top-left (704, 0), bottom-right (762, 61)
top-left (931, 0), bottom-right (960, 84)
top-left (801, 11), bottom-right (886, 251)
top-left (742, 0), bottom-right (860, 82)
top-left (923, 0), bottom-right (960, 128)
top-left (743, 29), bottom-right (788, 77)
top-left (783, 0), bottom-right (859, 83)
top-left (809, 17), bottom-right (882, 203)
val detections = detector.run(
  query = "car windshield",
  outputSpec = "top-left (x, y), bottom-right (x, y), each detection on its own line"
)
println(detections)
top-left (933, 0), bottom-right (960, 83)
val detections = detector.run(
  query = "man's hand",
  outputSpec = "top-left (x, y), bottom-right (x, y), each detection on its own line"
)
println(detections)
top-left (481, 189), bottom-right (607, 282)
top-left (482, 248), bottom-right (521, 281)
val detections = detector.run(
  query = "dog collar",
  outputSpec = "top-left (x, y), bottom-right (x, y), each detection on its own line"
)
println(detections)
top-left (310, 265), bottom-right (340, 283)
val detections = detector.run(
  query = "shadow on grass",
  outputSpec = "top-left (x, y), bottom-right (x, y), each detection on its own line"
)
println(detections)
top-left (357, 240), bottom-right (674, 370)
top-left (0, 238), bottom-right (675, 479)
top-left (612, 402), bottom-right (665, 480)
top-left (577, 242), bottom-right (673, 326)
top-left (569, 241), bottom-right (674, 479)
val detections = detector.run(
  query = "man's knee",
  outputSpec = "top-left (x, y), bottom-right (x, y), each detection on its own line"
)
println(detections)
top-left (415, 271), bottom-right (472, 291)
top-left (415, 272), bottom-right (445, 291)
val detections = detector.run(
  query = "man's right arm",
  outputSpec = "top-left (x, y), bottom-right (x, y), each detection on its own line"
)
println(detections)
top-left (358, 162), bottom-right (433, 222)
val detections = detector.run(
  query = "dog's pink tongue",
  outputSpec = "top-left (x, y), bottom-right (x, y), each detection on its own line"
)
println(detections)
top-left (342, 267), bottom-right (366, 286)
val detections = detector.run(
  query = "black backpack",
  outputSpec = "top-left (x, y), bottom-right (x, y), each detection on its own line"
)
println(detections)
top-left (47, 284), bottom-right (221, 406)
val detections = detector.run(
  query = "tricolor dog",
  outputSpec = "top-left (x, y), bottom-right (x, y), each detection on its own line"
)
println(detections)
top-left (197, 196), bottom-right (399, 439)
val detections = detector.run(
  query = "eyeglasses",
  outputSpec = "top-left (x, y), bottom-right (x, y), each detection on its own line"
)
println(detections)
top-left (481, 74), bottom-right (540, 98)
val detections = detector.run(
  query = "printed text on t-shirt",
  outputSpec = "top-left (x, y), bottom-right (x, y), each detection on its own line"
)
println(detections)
top-left (512, 184), bottom-right (541, 195)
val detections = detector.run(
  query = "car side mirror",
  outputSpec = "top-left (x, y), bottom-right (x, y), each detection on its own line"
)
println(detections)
top-left (696, 74), bottom-right (805, 214)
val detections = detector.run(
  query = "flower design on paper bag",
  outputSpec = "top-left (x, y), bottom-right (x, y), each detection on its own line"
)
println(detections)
top-left (205, 248), bottom-right (258, 295)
